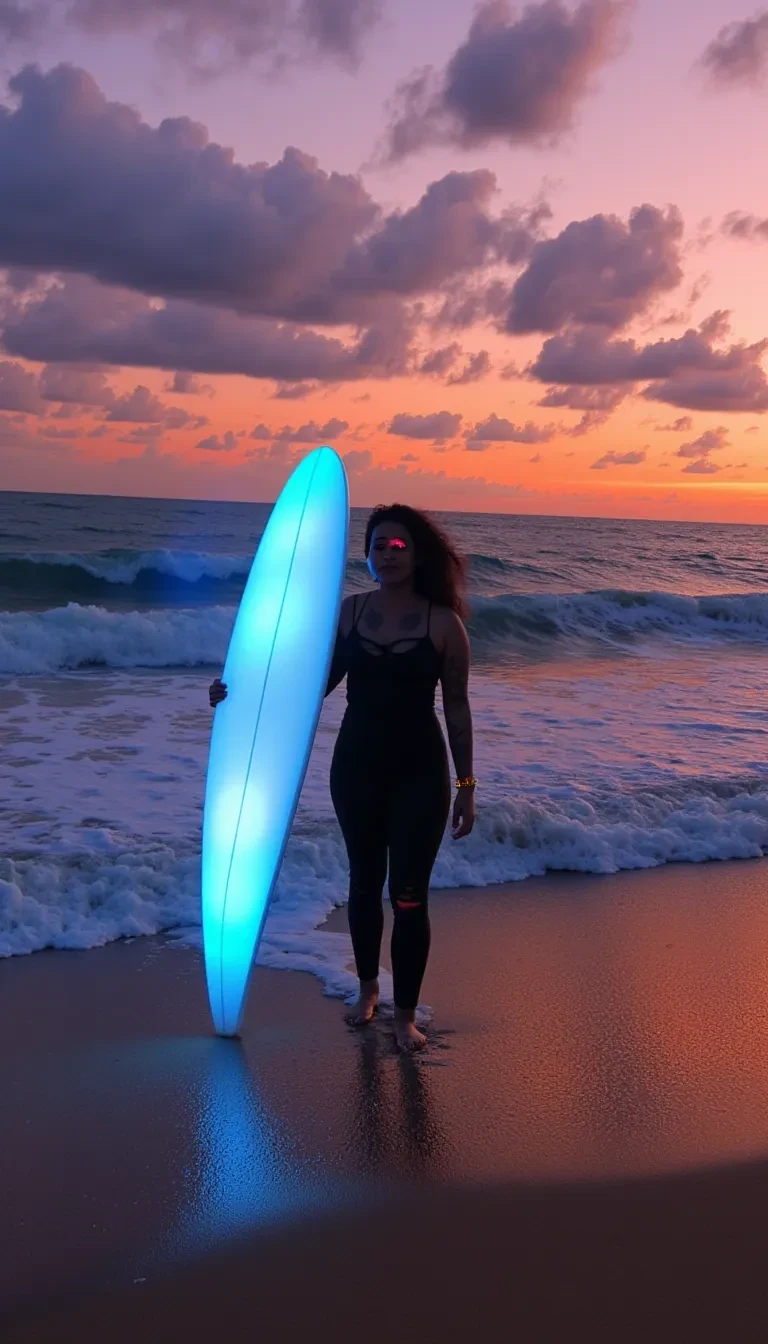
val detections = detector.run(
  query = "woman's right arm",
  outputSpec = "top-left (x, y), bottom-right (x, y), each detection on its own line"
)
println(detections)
top-left (209, 676), bottom-right (227, 707)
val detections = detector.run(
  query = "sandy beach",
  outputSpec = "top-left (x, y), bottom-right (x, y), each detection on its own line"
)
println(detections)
top-left (4, 856), bottom-right (768, 1340)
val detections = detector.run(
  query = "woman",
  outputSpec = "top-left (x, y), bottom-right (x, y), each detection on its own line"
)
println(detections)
top-left (209, 504), bottom-right (475, 1053)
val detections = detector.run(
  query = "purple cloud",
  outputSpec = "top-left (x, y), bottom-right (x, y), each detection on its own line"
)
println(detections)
top-left (700, 13), bottom-right (768, 86)
top-left (530, 329), bottom-right (638, 383)
top-left (0, 66), bottom-right (380, 321)
top-left (682, 458), bottom-right (721, 475)
top-left (388, 411), bottom-right (463, 442)
top-left (0, 69), bottom-right (546, 334)
top-left (33, 0), bottom-right (383, 73)
top-left (0, 1), bottom-right (36, 39)
top-left (0, 358), bottom-right (44, 412)
top-left (253, 416), bottom-right (349, 443)
top-left (567, 408), bottom-right (614, 436)
top-left (337, 172), bottom-right (548, 307)
top-left (1, 275), bottom-right (413, 383)
top-left (656, 415), bottom-right (693, 432)
top-left (118, 424), bottom-right (166, 446)
top-left (166, 370), bottom-right (215, 396)
top-left (446, 350), bottom-right (491, 385)
top-left (645, 364), bottom-right (768, 413)
top-left (591, 448), bottom-right (646, 469)
top-left (196, 430), bottom-right (238, 453)
top-left (382, 0), bottom-right (626, 160)
top-left (675, 426), bottom-right (729, 459)
top-left (506, 205), bottom-right (684, 333)
top-left (247, 439), bottom-right (294, 463)
top-left (538, 383), bottom-right (625, 410)
top-left (419, 343), bottom-right (461, 377)
top-left (721, 211), bottom-right (768, 242)
top-left (39, 364), bottom-right (115, 407)
top-left (298, 0), bottom-right (381, 63)
top-left (341, 447), bottom-right (373, 473)
top-left (272, 382), bottom-right (316, 400)
top-left (105, 385), bottom-right (187, 424)
top-left (531, 316), bottom-right (768, 412)
top-left (465, 413), bottom-right (555, 449)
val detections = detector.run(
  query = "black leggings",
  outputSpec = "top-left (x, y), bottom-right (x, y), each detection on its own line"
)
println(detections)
top-left (330, 734), bottom-right (451, 1012)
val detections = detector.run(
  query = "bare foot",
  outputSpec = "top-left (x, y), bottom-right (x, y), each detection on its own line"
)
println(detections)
top-left (344, 980), bottom-right (379, 1027)
top-left (393, 1011), bottom-right (427, 1053)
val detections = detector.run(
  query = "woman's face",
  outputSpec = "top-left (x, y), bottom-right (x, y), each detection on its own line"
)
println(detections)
top-left (367, 521), bottom-right (416, 588)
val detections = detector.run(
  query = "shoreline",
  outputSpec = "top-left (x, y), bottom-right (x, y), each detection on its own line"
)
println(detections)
top-left (3, 666), bottom-right (768, 964)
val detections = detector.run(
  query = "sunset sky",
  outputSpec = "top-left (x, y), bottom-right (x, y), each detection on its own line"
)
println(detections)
top-left (0, 0), bottom-right (767, 521)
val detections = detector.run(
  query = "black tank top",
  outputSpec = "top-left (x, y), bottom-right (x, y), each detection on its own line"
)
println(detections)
top-left (341, 592), bottom-right (442, 733)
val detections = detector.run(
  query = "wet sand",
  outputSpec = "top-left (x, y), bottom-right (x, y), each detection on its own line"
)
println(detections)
top-left (4, 857), bottom-right (768, 1340)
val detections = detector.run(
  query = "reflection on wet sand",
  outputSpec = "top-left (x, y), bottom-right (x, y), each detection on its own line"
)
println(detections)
top-left (4, 858), bottom-right (768, 1325)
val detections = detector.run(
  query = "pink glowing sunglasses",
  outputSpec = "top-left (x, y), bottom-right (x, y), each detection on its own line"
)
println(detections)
top-left (375, 536), bottom-right (408, 551)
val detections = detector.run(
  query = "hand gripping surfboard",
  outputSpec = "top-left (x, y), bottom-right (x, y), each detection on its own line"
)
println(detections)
top-left (202, 446), bottom-right (349, 1036)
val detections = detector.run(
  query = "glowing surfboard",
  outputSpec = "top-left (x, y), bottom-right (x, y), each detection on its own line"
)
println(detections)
top-left (202, 446), bottom-right (349, 1037)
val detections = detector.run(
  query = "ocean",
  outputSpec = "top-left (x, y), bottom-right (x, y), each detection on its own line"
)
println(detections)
top-left (1, 490), bottom-right (767, 1002)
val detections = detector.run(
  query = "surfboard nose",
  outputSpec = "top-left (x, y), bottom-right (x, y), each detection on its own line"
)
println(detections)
top-left (305, 444), bottom-right (348, 484)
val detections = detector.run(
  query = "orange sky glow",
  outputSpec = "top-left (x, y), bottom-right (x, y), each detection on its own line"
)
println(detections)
top-left (0, 0), bottom-right (766, 525)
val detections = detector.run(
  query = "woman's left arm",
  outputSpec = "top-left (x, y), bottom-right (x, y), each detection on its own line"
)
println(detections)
top-left (439, 613), bottom-right (475, 840)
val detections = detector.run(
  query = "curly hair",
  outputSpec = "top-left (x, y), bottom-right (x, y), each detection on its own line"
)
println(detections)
top-left (364, 503), bottom-right (468, 619)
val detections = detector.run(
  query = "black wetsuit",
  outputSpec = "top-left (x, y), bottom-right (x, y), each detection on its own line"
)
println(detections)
top-left (329, 593), bottom-right (451, 1012)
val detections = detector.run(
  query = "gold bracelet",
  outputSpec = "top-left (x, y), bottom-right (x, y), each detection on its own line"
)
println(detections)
top-left (455, 776), bottom-right (477, 790)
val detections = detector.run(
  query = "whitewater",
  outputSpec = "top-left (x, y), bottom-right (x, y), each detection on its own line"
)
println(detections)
top-left (1, 492), bottom-right (766, 1008)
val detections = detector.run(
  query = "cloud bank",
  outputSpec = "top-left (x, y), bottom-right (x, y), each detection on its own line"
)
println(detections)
top-left (530, 316), bottom-right (768, 412)
top-left (464, 413), bottom-right (555, 450)
top-left (0, 68), bottom-right (544, 328)
top-left (1, 0), bottom-right (383, 72)
top-left (388, 411), bottom-right (463, 442)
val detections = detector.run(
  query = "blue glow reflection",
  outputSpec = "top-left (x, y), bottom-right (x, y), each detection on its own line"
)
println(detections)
top-left (182, 1039), bottom-right (355, 1255)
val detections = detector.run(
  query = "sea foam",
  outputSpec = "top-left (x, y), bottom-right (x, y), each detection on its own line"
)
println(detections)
top-left (3, 588), bottom-right (768, 674)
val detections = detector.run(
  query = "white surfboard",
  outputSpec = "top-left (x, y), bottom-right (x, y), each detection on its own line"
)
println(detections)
top-left (201, 446), bottom-right (349, 1036)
